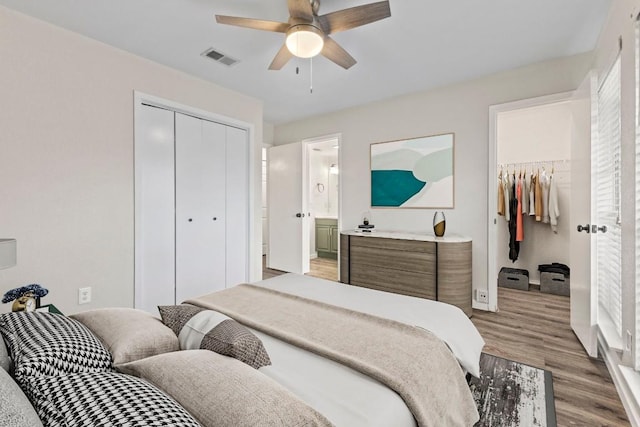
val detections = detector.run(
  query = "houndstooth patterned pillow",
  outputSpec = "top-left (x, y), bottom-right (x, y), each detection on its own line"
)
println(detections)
top-left (0, 312), bottom-right (113, 382)
top-left (22, 371), bottom-right (201, 426)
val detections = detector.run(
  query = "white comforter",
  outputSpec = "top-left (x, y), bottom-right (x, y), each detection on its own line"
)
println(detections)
top-left (248, 273), bottom-right (484, 427)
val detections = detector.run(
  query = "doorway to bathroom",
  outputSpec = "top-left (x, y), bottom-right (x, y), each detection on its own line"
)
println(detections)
top-left (267, 134), bottom-right (341, 281)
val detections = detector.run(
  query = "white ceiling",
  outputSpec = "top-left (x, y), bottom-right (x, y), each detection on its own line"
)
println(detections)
top-left (0, 0), bottom-right (611, 124)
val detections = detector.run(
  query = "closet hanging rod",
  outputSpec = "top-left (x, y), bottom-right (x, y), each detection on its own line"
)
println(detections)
top-left (498, 159), bottom-right (570, 167)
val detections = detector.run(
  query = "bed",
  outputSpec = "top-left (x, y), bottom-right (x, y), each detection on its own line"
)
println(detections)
top-left (184, 273), bottom-right (484, 427)
top-left (0, 273), bottom-right (484, 427)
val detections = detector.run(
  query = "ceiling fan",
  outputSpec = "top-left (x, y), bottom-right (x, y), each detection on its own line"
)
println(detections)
top-left (215, 0), bottom-right (391, 70)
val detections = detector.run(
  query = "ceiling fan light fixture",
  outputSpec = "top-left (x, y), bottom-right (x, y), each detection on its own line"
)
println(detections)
top-left (286, 24), bottom-right (324, 58)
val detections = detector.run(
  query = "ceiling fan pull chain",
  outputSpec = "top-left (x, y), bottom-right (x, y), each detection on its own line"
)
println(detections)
top-left (310, 57), bottom-right (313, 94)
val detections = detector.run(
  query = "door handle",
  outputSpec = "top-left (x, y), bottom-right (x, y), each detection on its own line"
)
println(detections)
top-left (296, 213), bottom-right (305, 218)
top-left (577, 224), bottom-right (590, 233)
top-left (592, 224), bottom-right (607, 233)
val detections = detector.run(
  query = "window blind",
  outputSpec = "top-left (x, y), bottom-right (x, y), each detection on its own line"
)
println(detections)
top-left (596, 54), bottom-right (622, 339)
top-left (635, 21), bottom-right (640, 370)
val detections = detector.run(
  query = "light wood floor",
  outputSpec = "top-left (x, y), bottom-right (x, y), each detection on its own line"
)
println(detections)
top-left (263, 256), bottom-right (630, 426)
top-left (474, 287), bottom-right (629, 426)
top-left (262, 255), bottom-right (338, 282)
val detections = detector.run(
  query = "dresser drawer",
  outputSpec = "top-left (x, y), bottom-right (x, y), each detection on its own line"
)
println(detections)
top-left (350, 235), bottom-right (434, 253)
top-left (350, 264), bottom-right (436, 300)
top-left (350, 236), bottom-right (435, 275)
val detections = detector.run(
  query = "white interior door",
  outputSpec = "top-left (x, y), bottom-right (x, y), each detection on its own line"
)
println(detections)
top-left (570, 72), bottom-right (598, 357)
top-left (268, 142), bottom-right (310, 274)
top-left (134, 105), bottom-right (176, 314)
top-left (175, 113), bottom-right (226, 301)
top-left (225, 126), bottom-right (249, 286)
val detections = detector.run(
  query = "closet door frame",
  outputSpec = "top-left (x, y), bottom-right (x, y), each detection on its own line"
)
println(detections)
top-left (133, 91), bottom-right (254, 309)
top-left (487, 91), bottom-right (573, 312)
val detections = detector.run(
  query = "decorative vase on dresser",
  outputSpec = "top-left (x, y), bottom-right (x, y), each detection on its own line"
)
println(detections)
top-left (433, 211), bottom-right (446, 237)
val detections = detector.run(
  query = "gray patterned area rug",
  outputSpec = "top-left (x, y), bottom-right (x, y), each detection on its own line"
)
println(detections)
top-left (469, 353), bottom-right (557, 427)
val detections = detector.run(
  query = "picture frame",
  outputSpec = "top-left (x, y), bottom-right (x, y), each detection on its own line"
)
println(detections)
top-left (370, 133), bottom-right (454, 208)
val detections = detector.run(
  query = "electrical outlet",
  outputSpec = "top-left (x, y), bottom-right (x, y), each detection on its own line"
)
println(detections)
top-left (477, 290), bottom-right (488, 303)
top-left (626, 330), bottom-right (633, 351)
top-left (78, 287), bottom-right (91, 305)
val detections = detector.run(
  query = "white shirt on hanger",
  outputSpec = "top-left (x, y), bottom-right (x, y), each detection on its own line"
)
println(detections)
top-left (549, 174), bottom-right (560, 233)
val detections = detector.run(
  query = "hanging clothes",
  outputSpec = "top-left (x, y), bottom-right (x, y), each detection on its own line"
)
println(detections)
top-left (521, 172), bottom-right (529, 215)
top-left (534, 171), bottom-right (543, 221)
top-left (497, 173), bottom-right (505, 216)
top-left (502, 173), bottom-right (511, 221)
top-left (529, 172), bottom-right (536, 217)
top-left (508, 174), bottom-right (520, 262)
top-left (549, 174), bottom-right (560, 233)
top-left (541, 169), bottom-right (550, 224)
top-left (516, 177), bottom-right (524, 242)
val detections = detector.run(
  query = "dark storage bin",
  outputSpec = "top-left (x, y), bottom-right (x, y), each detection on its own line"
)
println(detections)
top-left (540, 271), bottom-right (570, 296)
top-left (498, 267), bottom-right (529, 291)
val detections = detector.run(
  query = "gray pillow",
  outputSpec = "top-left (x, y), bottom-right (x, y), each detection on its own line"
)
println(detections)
top-left (71, 308), bottom-right (179, 365)
top-left (0, 367), bottom-right (43, 427)
top-left (158, 305), bottom-right (271, 369)
top-left (0, 336), bottom-right (11, 373)
top-left (117, 350), bottom-right (332, 427)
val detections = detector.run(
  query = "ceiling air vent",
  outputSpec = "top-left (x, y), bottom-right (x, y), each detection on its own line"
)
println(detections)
top-left (201, 48), bottom-right (239, 67)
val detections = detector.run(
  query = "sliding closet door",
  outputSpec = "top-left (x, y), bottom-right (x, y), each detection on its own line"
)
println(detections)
top-left (225, 126), bottom-right (249, 286)
top-left (175, 114), bottom-right (227, 301)
top-left (134, 105), bottom-right (176, 314)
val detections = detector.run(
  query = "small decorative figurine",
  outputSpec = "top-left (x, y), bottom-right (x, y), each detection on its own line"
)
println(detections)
top-left (2, 284), bottom-right (49, 312)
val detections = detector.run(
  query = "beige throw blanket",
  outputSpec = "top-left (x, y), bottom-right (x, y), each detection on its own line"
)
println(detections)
top-left (186, 284), bottom-right (479, 427)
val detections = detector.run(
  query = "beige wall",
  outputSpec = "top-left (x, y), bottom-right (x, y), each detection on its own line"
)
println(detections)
top-left (274, 53), bottom-right (592, 306)
top-left (0, 7), bottom-right (264, 314)
top-left (263, 122), bottom-right (275, 146)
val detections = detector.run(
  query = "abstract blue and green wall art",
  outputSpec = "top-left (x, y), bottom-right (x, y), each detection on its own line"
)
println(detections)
top-left (370, 133), bottom-right (454, 208)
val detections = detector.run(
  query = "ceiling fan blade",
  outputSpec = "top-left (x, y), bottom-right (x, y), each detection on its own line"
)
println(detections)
top-left (287, 0), bottom-right (314, 21)
top-left (318, 1), bottom-right (391, 34)
top-left (216, 15), bottom-right (290, 33)
top-left (269, 44), bottom-right (294, 70)
top-left (321, 37), bottom-right (356, 70)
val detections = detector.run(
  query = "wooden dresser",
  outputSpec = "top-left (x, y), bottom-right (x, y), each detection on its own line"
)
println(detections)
top-left (340, 231), bottom-right (473, 317)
